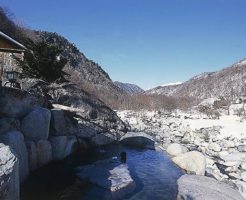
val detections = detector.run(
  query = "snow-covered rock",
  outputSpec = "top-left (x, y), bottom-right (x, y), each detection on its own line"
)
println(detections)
top-left (172, 151), bottom-right (206, 175)
top-left (240, 171), bottom-right (246, 182)
top-left (0, 143), bottom-right (19, 200)
top-left (235, 180), bottom-right (246, 199)
top-left (177, 174), bottom-right (245, 200)
top-left (241, 162), bottom-right (246, 170)
top-left (166, 143), bottom-right (188, 157)
top-left (77, 159), bottom-right (135, 198)
top-left (0, 131), bottom-right (29, 183)
top-left (208, 143), bottom-right (222, 152)
top-left (120, 132), bottom-right (155, 149)
top-left (117, 109), bottom-right (246, 195)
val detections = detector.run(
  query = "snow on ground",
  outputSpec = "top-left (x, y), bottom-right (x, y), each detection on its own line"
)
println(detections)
top-left (199, 98), bottom-right (220, 106)
top-left (118, 109), bottom-right (246, 140)
top-left (182, 115), bottom-right (246, 139)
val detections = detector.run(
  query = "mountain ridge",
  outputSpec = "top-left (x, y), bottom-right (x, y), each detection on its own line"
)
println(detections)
top-left (146, 58), bottom-right (246, 99)
top-left (114, 81), bottom-right (144, 94)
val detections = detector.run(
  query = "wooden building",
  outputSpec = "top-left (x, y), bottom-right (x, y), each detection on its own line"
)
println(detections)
top-left (0, 31), bottom-right (26, 86)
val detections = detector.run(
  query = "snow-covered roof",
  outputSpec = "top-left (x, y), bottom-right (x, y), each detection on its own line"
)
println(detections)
top-left (0, 31), bottom-right (26, 50)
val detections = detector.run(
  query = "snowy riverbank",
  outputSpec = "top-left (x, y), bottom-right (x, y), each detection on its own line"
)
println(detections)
top-left (117, 109), bottom-right (246, 198)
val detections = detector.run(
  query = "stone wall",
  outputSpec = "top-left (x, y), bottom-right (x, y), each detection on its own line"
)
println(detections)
top-left (0, 86), bottom-right (126, 200)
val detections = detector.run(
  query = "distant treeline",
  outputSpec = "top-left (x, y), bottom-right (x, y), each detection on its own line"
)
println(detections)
top-left (68, 69), bottom-right (199, 111)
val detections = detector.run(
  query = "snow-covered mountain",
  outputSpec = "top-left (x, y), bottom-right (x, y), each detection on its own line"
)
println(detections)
top-left (146, 58), bottom-right (246, 99)
top-left (114, 81), bottom-right (144, 94)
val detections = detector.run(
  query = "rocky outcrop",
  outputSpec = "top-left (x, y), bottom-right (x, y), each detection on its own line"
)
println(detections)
top-left (23, 81), bottom-right (127, 137)
top-left (0, 87), bottom-right (50, 118)
top-left (177, 174), bottom-right (244, 200)
top-left (0, 84), bottom-right (127, 199)
top-left (37, 31), bottom-right (125, 99)
top-left (0, 143), bottom-right (19, 200)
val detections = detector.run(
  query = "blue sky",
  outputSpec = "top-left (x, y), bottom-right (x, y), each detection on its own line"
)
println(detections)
top-left (2, 0), bottom-right (246, 89)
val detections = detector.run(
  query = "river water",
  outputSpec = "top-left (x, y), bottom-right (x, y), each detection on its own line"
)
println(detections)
top-left (21, 144), bottom-right (183, 200)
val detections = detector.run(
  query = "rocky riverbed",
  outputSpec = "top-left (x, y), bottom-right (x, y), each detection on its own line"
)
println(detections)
top-left (117, 109), bottom-right (246, 198)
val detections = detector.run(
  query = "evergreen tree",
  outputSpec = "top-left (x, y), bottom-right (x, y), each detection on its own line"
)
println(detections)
top-left (19, 40), bottom-right (67, 82)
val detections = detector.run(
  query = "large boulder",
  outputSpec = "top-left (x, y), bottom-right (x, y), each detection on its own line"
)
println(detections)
top-left (50, 109), bottom-right (67, 136)
top-left (220, 152), bottom-right (246, 163)
top-left (166, 143), bottom-right (188, 157)
top-left (235, 180), bottom-right (246, 199)
top-left (91, 132), bottom-right (118, 146)
top-left (238, 145), bottom-right (246, 152)
top-left (241, 171), bottom-right (246, 182)
top-left (21, 107), bottom-right (51, 141)
top-left (208, 143), bottom-right (222, 152)
top-left (25, 140), bottom-right (38, 171)
top-left (177, 174), bottom-right (244, 200)
top-left (172, 151), bottom-right (206, 175)
top-left (0, 143), bottom-right (19, 200)
top-left (50, 136), bottom-right (68, 160)
top-left (30, 82), bottom-right (127, 133)
top-left (76, 122), bottom-right (99, 138)
top-left (0, 131), bottom-right (29, 183)
top-left (120, 132), bottom-right (155, 149)
top-left (64, 136), bottom-right (78, 157)
top-left (36, 140), bottom-right (52, 167)
top-left (0, 87), bottom-right (49, 118)
top-left (0, 117), bottom-right (20, 135)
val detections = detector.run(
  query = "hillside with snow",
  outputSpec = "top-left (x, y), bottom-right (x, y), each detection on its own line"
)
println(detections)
top-left (114, 81), bottom-right (144, 94)
top-left (146, 58), bottom-right (246, 99)
top-left (161, 82), bottom-right (183, 87)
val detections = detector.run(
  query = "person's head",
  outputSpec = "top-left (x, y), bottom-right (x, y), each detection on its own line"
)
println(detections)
top-left (120, 151), bottom-right (127, 163)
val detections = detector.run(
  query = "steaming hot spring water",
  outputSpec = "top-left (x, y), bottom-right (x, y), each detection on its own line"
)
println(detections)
top-left (21, 144), bottom-right (183, 200)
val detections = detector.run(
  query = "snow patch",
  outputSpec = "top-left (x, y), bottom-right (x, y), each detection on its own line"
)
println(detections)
top-left (183, 115), bottom-right (246, 139)
top-left (199, 98), bottom-right (220, 106)
top-left (160, 81), bottom-right (182, 87)
top-left (234, 59), bottom-right (246, 67)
